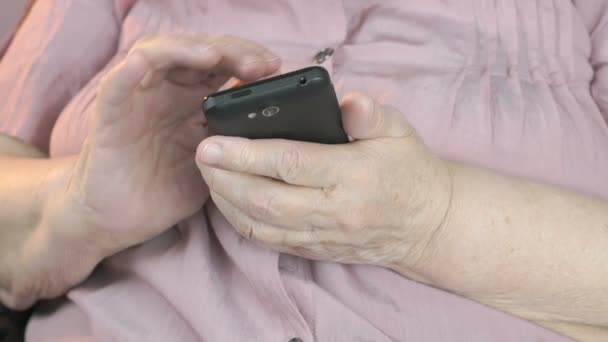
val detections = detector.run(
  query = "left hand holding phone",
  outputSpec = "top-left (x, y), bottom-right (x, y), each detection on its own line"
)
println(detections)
top-left (195, 93), bottom-right (452, 279)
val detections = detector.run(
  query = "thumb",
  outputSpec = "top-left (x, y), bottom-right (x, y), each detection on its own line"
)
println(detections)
top-left (340, 92), bottom-right (415, 140)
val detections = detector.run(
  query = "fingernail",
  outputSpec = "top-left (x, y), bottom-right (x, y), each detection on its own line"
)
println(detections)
top-left (200, 143), bottom-right (223, 164)
top-left (228, 79), bottom-right (242, 88)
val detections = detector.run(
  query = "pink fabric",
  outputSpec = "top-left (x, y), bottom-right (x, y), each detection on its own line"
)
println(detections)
top-left (1, 0), bottom-right (608, 341)
top-left (0, 0), bottom-right (28, 56)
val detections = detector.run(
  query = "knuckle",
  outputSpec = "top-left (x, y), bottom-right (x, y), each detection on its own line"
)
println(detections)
top-left (237, 218), bottom-right (261, 241)
top-left (247, 191), bottom-right (279, 221)
top-left (133, 34), bottom-right (153, 47)
top-left (129, 37), bottom-right (156, 65)
top-left (278, 147), bottom-right (308, 182)
top-left (131, 34), bottom-right (162, 53)
top-left (130, 34), bottom-right (200, 68)
top-left (235, 145), bottom-right (256, 172)
top-left (99, 72), bottom-right (111, 88)
top-left (234, 220), bottom-right (252, 239)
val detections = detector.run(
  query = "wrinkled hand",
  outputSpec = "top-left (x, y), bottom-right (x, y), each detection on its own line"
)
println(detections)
top-left (196, 94), bottom-right (452, 274)
top-left (69, 35), bottom-right (280, 253)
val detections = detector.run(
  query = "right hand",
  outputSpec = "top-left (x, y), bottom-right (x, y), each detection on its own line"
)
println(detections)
top-left (2, 35), bottom-right (280, 310)
top-left (67, 35), bottom-right (281, 254)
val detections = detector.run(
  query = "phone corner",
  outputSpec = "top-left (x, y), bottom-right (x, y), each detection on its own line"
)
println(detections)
top-left (201, 96), bottom-right (216, 113)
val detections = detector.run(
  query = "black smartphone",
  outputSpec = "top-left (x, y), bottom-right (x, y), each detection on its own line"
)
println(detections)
top-left (202, 66), bottom-right (349, 144)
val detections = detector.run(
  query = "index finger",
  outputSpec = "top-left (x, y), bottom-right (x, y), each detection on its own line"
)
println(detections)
top-left (196, 137), bottom-right (352, 188)
top-left (132, 34), bottom-right (281, 88)
top-left (97, 34), bottom-right (280, 123)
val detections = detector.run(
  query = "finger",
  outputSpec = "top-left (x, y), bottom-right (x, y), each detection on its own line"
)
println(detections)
top-left (96, 51), bottom-right (149, 123)
top-left (164, 42), bottom-right (282, 88)
top-left (132, 35), bottom-right (221, 88)
top-left (132, 35), bottom-right (280, 88)
top-left (196, 137), bottom-right (351, 187)
top-left (199, 165), bottom-right (332, 229)
top-left (165, 67), bottom-right (208, 86)
top-left (210, 191), bottom-right (318, 248)
top-left (168, 68), bottom-right (237, 92)
top-left (340, 92), bottom-right (416, 140)
top-left (207, 35), bottom-right (281, 82)
top-left (213, 68), bottom-right (280, 93)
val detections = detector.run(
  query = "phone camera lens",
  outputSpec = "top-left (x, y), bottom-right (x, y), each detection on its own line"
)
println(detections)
top-left (298, 76), bottom-right (308, 87)
top-left (262, 106), bottom-right (280, 117)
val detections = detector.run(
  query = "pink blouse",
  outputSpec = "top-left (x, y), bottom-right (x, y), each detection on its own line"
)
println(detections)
top-left (1, 1), bottom-right (607, 341)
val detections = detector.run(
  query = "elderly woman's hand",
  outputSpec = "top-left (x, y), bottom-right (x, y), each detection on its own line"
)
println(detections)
top-left (69, 35), bottom-right (280, 254)
top-left (196, 94), bottom-right (452, 277)
top-left (0, 34), bottom-right (281, 310)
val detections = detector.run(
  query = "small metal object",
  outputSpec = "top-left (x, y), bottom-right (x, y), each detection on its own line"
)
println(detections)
top-left (247, 112), bottom-right (257, 119)
top-left (262, 106), bottom-right (280, 117)
top-left (313, 47), bottom-right (335, 64)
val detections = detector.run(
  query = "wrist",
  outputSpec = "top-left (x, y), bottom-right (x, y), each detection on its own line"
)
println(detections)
top-left (5, 157), bottom-right (106, 309)
top-left (44, 156), bottom-right (110, 259)
top-left (398, 161), bottom-right (473, 289)
top-left (403, 161), bottom-right (520, 295)
top-left (386, 157), bottom-right (456, 285)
